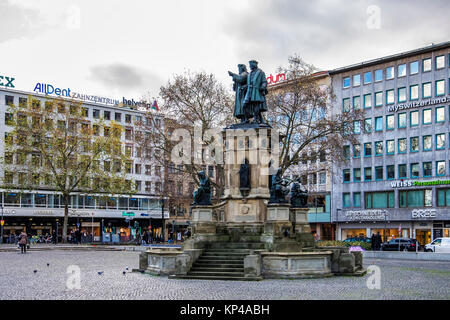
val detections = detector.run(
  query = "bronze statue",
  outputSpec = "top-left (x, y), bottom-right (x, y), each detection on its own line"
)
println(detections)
top-left (290, 181), bottom-right (308, 208)
top-left (243, 60), bottom-right (268, 124)
top-left (192, 171), bottom-right (212, 206)
top-left (269, 168), bottom-right (289, 204)
top-left (239, 159), bottom-right (251, 190)
top-left (228, 64), bottom-right (250, 123)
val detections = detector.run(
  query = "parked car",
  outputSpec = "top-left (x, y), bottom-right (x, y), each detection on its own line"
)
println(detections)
top-left (343, 237), bottom-right (371, 243)
top-left (381, 238), bottom-right (420, 251)
top-left (424, 237), bottom-right (450, 253)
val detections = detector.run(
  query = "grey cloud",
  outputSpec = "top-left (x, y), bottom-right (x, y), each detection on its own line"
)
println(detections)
top-left (221, 0), bottom-right (450, 70)
top-left (0, 0), bottom-right (45, 43)
top-left (89, 63), bottom-right (164, 94)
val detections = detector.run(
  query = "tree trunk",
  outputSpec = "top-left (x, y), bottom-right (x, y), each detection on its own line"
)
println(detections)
top-left (62, 194), bottom-right (69, 244)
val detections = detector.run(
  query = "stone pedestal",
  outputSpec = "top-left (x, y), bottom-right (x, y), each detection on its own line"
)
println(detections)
top-left (190, 206), bottom-right (216, 235)
top-left (292, 207), bottom-right (311, 233)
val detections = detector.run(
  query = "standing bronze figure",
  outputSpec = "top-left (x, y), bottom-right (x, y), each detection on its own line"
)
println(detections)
top-left (243, 60), bottom-right (268, 124)
top-left (228, 64), bottom-right (250, 123)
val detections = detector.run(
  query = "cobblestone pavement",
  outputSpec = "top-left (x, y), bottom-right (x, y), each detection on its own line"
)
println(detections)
top-left (0, 251), bottom-right (449, 300)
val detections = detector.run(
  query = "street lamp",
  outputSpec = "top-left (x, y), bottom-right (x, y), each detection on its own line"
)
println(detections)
top-left (160, 198), bottom-right (165, 243)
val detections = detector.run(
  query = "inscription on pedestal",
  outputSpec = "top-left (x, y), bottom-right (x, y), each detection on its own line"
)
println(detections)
top-left (267, 206), bottom-right (290, 221)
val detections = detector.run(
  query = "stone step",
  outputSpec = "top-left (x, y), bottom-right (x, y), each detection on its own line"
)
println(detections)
top-left (193, 263), bottom-right (244, 268)
top-left (201, 253), bottom-right (247, 258)
top-left (187, 271), bottom-right (245, 277)
top-left (195, 259), bottom-right (244, 264)
top-left (190, 266), bottom-right (244, 272)
top-left (208, 243), bottom-right (266, 249)
top-left (170, 275), bottom-right (263, 281)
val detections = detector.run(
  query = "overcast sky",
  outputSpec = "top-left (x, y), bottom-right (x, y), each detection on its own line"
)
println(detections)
top-left (1, 0), bottom-right (449, 102)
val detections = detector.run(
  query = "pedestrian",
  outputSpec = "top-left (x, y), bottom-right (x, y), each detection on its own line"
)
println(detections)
top-left (52, 230), bottom-right (57, 245)
top-left (19, 230), bottom-right (28, 254)
top-left (177, 232), bottom-right (181, 243)
top-left (375, 232), bottom-right (382, 250)
top-left (371, 232), bottom-right (376, 250)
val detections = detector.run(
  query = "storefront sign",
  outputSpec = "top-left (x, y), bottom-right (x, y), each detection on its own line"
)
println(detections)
top-left (33, 210), bottom-right (55, 216)
top-left (121, 97), bottom-right (151, 109)
top-left (122, 211), bottom-right (135, 217)
top-left (387, 96), bottom-right (450, 112)
top-left (411, 209), bottom-right (436, 219)
top-left (390, 179), bottom-right (450, 188)
top-left (140, 212), bottom-right (170, 219)
top-left (0, 75), bottom-right (15, 88)
top-left (267, 73), bottom-right (286, 86)
top-left (344, 210), bottom-right (388, 221)
top-left (34, 83), bottom-right (71, 97)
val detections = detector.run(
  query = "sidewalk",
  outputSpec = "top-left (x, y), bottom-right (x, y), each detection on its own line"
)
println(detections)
top-left (0, 243), bottom-right (182, 252)
top-left (363, 250), bottom-right (450, 262)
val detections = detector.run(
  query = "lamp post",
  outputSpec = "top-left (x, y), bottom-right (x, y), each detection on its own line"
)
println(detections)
top-left (160, 198), bottom-right (165, 243)
top-left (1, 204), bottom-right (4, 244)
top-left (336, 208), bottom-right (341, 241)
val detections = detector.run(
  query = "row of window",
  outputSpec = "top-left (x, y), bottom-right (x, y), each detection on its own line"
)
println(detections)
top-left (343, 80), bottom-right (448, 111)
top-left (3, 95), bottom-right (161, 127)
top-left (343, 188), bottom-right (450, 208)
top-left (343, 161), bottom-right (449, 183)
top-left (350, 107), bottom-right (448, 134)
top-left (344, 134), bottom-right (450, 158)
top-left (343, 55), bottom-right (448, 88)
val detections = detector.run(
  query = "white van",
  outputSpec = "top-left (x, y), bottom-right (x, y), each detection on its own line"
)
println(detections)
top-left (424, 238), bottom-right (450, 253)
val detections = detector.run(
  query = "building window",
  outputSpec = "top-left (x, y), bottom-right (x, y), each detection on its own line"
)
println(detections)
top-left (353, 168), bottom-right (361, 182)
top-left (104, 111), bottom-right (111, 120)
top-left (375, 92), bottom-right (383, 107)
top-left (398, 87), bottom-right (407, 102)
top-left (398, 64), bottom-right (406, 77)
top-left (400, 189), bottom-right (432, 208)
top-left (386, 140), bottom-right (395, 154)
top-left (436, 55), bottom-right (445, 70)
top-left (387, 165), bottom-right (395, 180)
top-left (343, 169), bottom-right (351, 183)
top-left (353, 193), bottom-right (361, 207)
top-left (399, 164), bottom-right (407, 179)
top-left (353, 144), bottom-right (361, 158)
top-left (343, 193), bottom-right (351, 207)
top-left (125, 114), bottom-right (132, 123)
top-left (353, 96), bottom-right (361, 110)
top-left (436, 80), bottom-right (445, 96)
top-left (364, 167), bottom-right (372, 181)
top-left (423, 109), bottom-right (432, 125)
top-left (343, 77), bottom-right (350, 88)
top-left (410, 137), bottom-right (419, 152)
top-left (375, 166), bottom-right (383, 180)
top-left (423, 135), bottom-right (432, 151)
top-left (343, 98), bottom-right (350, 112)
top-left (363, 94), bottom-right (371, 109)
top-left (319, 172), bottom-right (326, 185)
top-left (386, 67), bottom-right (394, 80)
top-left (410, 61), bottom-right (419, 75)
top-left (386, 114), bottom-right (395, 130)
top-left (423, 162), bottom-right (432, 177)
top-left (5, 95), bottom-right (14, 106)
top-left (436, 161), bottom-right (446, 176)
top-left (145, 165), bottom-right (151, 175)
top-left (364, 72), bottom-right (372, 84)
top-left (93, 109), bottom-right (100, 119)
top-left (410, 111), bottom-right (419, 127)
top-left (353, 121), bottom-right (361, 134)
top-left (115, 113), bottom-right (122, 122)
top-left (423, 58), bottom-right (432, 72)
top-left (422, 82), bottom-right (432, 98)
top-left (398, 113), bottom-right (406, 128)
top-left (375, 116), bottom-right (383, 131)
top-left (375, 69), bottom-right (383, 82)
top-left (410, 163), bottom-right (420, 178)
top-left (135, 163), bottom-right (142, 174)
top-left (398, 138), bottom-right (407, 154)
top-left (375, 141), bottom-right (383, 156)
top-left (353, 74), bottom-right (361, 86)
top-left (365, 192), bottom-right (394, 209)
top-left (386, 89), bottom-right (394, 104)
top-left (436, 106), bottom-right (445, 122)
top-left (436, 133), bottom-right (446, 150)
top-left (145, 181), bottom-right (152, 192)
top-left (437, 188), bottom-right (450, 207)
top-left (364, 143), bottom-right (372, 157)
top-left (343, 145), bottom-right (350, 159)
top-left (410, 84), bottom-right (419, 100)
top-left (364, 118), bottom-right (372, 133)
top-left (135, 180), bottom-right (142, 191)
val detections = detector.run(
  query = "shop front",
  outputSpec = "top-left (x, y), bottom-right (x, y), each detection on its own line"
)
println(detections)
top-left (336, 208), bottom-right (448, 246)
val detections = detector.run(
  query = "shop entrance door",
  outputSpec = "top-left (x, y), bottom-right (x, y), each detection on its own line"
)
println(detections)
top-left (416, 229), bottom-right (431, 246)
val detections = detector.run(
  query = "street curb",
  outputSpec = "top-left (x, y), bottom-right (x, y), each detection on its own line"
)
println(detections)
top-left (363, 251), bottom-right (450, 262)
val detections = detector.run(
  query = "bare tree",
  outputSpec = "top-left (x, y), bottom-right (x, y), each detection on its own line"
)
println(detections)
top-left (266, 55), bottom-right (364, 176)
top-left (2, 96), bottom-right (134, 242)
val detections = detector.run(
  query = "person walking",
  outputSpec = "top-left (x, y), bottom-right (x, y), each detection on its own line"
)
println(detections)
top-left (52, 230), bottom-right (57, 245)
top-left (375, 232), bottom-right (382, 250)
top-left (371, 232), bottom-right (376, 251)
top-left (19, 230), bottom-right (28, 254)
